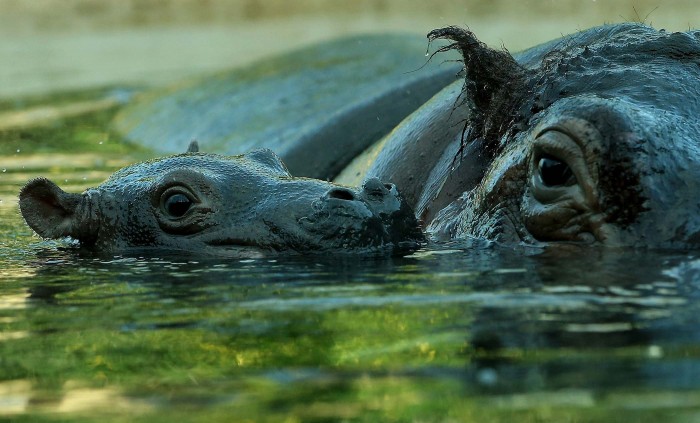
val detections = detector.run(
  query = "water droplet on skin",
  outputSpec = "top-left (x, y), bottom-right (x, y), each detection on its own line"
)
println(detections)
top-left (1, 169), bottom-right (5, 173)
top-left (15, 149), bottom-right (20, 153)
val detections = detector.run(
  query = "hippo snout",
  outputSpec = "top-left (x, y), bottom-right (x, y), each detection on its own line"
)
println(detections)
top-left (361, 178), bottom-right (396, 201)
top-left (319, 185), bottom-right (374, 220)
top-left (319, 178), bottom-right (403, 218)
top-left (303, 178), bottom-right (416, 226)
top-left (326, 186), bottom-right (358, 202)
top-left (300, 178), bottom-right (422, 250)
top-left (325, 178), bottom-right (396, 202)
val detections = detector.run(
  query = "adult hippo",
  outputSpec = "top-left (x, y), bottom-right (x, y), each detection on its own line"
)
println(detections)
top-left (19, 144), bottom-right (423, 256)
top-left (338, 23), bottom-right (700, 249)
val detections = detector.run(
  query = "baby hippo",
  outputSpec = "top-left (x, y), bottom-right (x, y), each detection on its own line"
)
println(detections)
top-left (19, 147), bottom-right (423, 256)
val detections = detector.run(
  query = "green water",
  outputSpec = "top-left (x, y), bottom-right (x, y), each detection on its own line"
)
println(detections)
top-left (1, 89), bottom-right (700, 423)
top-left (2, 205), bottom-right (700, 422)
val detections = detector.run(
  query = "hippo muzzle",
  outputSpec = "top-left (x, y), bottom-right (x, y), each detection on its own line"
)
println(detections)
top-left (299, 178), bottom-right (422, 252)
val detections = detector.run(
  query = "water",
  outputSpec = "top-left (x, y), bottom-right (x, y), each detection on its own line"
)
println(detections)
top-left (2, 185), bottom-right (700, 421)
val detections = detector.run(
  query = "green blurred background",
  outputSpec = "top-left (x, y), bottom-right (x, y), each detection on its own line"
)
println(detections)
top-left (1, 0), bottom-right (697, 99)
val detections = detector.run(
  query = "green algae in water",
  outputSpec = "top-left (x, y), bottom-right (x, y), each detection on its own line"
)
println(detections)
top-left (0, 87), bottom-right (150, 157)
top-left (2, 211), bottom-right (700, 423)
top-left (2, 91), bottom-right (700, 423)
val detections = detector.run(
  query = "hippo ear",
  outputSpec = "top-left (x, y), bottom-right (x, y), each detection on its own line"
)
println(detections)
top-left (428, 26), bottom-right (526, 155)
top-left (186, 140), bottom-right (199, 153)
top-left (247, 148), bottom-right (291, 176)
top-left (19, 178), bottom-right (93, 241)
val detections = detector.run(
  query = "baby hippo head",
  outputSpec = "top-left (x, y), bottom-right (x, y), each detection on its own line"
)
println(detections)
top-left (19, 149), bottom-right (423, 256)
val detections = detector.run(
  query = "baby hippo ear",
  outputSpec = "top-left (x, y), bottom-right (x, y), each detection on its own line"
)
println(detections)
top-left (186, 140), bottom-right (199, 153)
top-left (19, 178), bottom-right (87, 240)
top-left (246, 148), bottom-right (292, 176)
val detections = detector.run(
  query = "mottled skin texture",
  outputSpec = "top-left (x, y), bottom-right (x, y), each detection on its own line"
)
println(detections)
top-left (356, 23), bottom-right (700, 248)
top-left (19, 148), bottom-right (422, 256)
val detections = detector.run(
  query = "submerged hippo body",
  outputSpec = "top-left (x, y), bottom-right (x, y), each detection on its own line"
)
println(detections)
top-left (113, 35), bottom-right (459, 181)
top-left (340, 23), bottom-right (700, 249)
top-left (19, 147), bottom-right (422, 256)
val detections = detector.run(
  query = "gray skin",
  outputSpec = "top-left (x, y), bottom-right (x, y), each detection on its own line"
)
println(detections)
top-left (113, 34), bottom-right (459, 181)
top-left (338, 23), bottom-right (700, 249)
top-left (19, 147), bottom-right (423, 256)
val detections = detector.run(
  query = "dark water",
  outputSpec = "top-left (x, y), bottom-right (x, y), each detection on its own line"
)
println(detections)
top-left (2, 195), bottom-right (700, 421)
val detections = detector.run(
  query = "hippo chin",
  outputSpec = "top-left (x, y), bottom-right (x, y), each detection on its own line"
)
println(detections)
top-left (351, 23), bottom-right (700, 249)
top-left (19, 147), bottom-right (423, 256)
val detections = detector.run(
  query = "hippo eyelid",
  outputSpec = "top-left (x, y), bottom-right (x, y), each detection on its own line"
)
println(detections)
top-left (154, 182), bottom-right (217, 235)
top-left (534, 116), bottom-right (606, 158)
top-left (527, 128), bottom-right (601, 213)
top-left (531, 132), bottom-right (581, 175)
top-left (535, 123), bottom-right (585, 144)
top-left (535, 126), bottom-right (575, 140)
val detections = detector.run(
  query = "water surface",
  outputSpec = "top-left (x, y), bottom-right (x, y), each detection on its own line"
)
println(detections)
top-left (2, 181), bottom-right (700, 421)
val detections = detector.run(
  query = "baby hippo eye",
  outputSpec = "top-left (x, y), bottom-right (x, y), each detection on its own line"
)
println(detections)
top-left (538, 155), bottom-right (576, 187)
top-left (163, 193), bottom-right (193, 218)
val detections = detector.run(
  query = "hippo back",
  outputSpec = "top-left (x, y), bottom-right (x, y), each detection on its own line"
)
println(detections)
top-left (113, 34), bottom-right (460, 180)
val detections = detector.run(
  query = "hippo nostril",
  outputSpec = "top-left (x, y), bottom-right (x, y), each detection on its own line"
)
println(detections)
top-left (327, 187), bottom-right (356, 201)
top-left (362, 178), bottom-right (390, 197)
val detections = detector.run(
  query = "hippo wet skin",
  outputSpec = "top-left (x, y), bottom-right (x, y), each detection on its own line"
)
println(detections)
top-left (19, 147), bottom-right (422, 256)
top-left (344, 23), bottom-right (700, 249)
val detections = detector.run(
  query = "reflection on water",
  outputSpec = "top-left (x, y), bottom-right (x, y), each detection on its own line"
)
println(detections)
top-left (2, 194), bottom-right (700, 421)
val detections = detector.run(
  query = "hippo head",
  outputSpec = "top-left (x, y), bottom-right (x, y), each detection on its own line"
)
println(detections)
top-left (427, 24), bottom-right (700, 248)
top-left (19, 148), bottom-right (422, 256)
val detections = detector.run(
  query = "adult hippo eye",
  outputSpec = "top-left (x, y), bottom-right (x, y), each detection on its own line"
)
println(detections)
top-left (537, 154), bottom-right (576, 187)
top-left (162, 192), bottom-right (194, 218)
